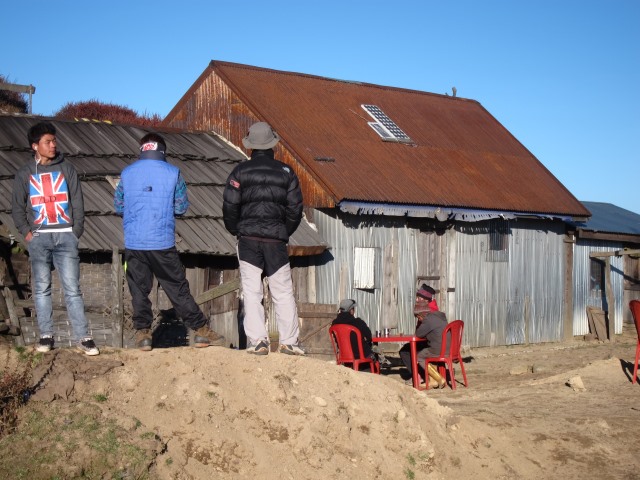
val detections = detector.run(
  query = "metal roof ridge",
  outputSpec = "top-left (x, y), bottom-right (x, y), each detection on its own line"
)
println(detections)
top-left (210, 59), bottom-right (478, 103)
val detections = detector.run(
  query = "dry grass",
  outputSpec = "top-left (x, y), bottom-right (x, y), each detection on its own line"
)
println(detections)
top-left (0, 345), bottom-right (35, 438)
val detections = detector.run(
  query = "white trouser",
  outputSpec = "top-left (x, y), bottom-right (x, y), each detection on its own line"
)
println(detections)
top-left (239, 260), bottom-right (300, 346)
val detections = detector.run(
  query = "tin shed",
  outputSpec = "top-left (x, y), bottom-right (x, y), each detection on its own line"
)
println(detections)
top-left (570, 201), bottom-right (640, 339)
top-left (163, 60), bottom-right (591, 347)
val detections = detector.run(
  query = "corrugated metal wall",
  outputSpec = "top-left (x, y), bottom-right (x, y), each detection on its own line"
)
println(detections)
top-left (572, 239), bottom-right (624, 335)
top-left (312, 210), bottom-right (441, 335)
top-left (454, 219), bottom-right (566, 347)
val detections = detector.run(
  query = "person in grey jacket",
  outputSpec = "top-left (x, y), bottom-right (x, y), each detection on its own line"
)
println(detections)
top-left (11, 121), bottom-right (98, 355)
top-left (399, 302), bottom-right (448, 388)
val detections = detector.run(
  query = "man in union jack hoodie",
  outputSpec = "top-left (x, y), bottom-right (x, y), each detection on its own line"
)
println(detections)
top-left (12, 121), bottom-right (99, 355)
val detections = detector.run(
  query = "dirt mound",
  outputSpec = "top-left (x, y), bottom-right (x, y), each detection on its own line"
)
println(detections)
top-left (1, 330), bottom-right (639, 479)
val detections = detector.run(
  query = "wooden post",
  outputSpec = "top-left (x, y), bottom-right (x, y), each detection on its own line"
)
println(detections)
top-left (445, 228), bottom-right (456, 318)
top-left (3, 286), bottom-right (24, 346)
top-left (111, 248), bottom-right (123, 347)
top-left (605, 257), bottom-right (615, 343)
top-left (0, 260), bottom-right (24, 346)
top-left (563, 234), bottom-right (575, 341)
top-left (339, 263), bottom-right (348, 301)
top-left (382, 234), bottom-right (398, 329)
top-left (0, 263), bottom-right (10, 321)
top-left (307, 264), bottom-right (316, 304)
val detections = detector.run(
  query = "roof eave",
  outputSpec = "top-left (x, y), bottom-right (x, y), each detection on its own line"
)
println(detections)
top-left (339, 201), bottom-right (579, 223)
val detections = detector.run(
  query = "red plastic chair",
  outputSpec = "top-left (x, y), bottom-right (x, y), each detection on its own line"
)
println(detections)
top-left (329, 324), bottom-right (380, 374)
top-left (423, 319), bottom-right (468, 390)
top-left (629, 300), bottom-right (640, 384)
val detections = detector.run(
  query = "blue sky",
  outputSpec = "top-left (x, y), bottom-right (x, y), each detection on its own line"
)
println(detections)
top-left (2, 0), bottom-right (639, 215)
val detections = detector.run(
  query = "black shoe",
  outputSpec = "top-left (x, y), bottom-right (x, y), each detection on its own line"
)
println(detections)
top-left (135, 329), bottom-right (153, 351)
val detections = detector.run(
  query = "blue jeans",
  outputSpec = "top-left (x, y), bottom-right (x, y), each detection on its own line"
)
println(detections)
top-left (28, 232), bottom-right (89, 342)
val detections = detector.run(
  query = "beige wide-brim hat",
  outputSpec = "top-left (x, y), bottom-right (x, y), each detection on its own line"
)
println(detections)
top-left (242, 122), bottom-right (280, 150)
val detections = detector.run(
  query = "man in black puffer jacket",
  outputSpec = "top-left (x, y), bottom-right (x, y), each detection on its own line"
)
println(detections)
top-left (223, 122), bottom-right (305, 356)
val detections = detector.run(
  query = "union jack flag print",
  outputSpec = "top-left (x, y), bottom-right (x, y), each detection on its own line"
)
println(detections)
top-left (29, 172), bottom-right (71, 226)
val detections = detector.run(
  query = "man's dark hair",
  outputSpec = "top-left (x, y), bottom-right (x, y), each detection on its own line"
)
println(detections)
top-left (27, 122), bottom-right (56, 146)
top-left (139, 132), bottom-right (167, 151)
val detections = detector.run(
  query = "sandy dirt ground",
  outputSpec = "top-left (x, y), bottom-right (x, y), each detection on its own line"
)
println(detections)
top-left (1, 326), bottom-right (639, 479)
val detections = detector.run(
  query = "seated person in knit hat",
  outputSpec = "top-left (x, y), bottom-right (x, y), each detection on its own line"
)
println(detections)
top-left (331, 299), bottom-right (390, 369)
top-left (416, 284), bottom-right (439, 311)
top-left (399, 301), bottom-right (448, 388)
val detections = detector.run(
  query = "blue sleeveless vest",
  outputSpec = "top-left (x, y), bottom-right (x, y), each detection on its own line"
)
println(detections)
top-left (121, 159), bottom-right (180, 250)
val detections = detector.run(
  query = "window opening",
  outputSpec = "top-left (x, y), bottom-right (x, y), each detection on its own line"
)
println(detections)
top-left (487, 221), bottom-right (509, 262)
top-left (353, 247), bottom-right (379, 289)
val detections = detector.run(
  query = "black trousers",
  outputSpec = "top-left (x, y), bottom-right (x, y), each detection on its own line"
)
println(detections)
top-left (125, 248), bottom-right (206, 331)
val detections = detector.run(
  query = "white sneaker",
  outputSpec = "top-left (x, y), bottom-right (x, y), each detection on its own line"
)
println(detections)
top-left (77, 337), bottom-right (100, 356)
top-left (278, 343), bottom-right (306, 356)
top-left (246, 340), bottom-right (269, 355)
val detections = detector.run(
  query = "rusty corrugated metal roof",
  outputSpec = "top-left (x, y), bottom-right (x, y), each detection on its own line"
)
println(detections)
top-left (0, 115), bottom-right (328, 256)
top-left (166, 60), bottom-right (589, 218)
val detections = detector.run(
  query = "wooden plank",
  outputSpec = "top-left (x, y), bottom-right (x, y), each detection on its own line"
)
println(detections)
top-left (0, 260), bottom-right (24, 345)
top-left (299, 321), bottom-right (333, 344)
top-left (587, 307), bottom-right (608, 341)
top-left (590, 249), bottom-right (640, 258)
top-left (297, 302), bottom-right (336, 351)
top-left (13, 298), bottom-right (34, 308)
top-left (586, 307), bottom-right (597, 338)
top-left (195, 278), bottom-right (241, 305)
top-left (298, 311), bottom-right (335, 318)
top-left (3, 286), bottom-right (25, 346)
top-left (111, 247), bottom-right (123, 347)
top-left (298, 302), bottom-right (336, 313)
top-left (13, 298), bottom-right (110, 315)
top-left (593, 313), bottom-right (608, 341)
top-left (0, 264), bottom-right (10, 320)
top-left (0, 221), bottom-right (27, 250)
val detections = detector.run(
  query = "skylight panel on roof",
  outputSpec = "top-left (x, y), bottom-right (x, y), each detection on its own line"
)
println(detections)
top-left (362, 104), bottom-right (412, 143)
top-left (368, 122), bottom-right (393, 139)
